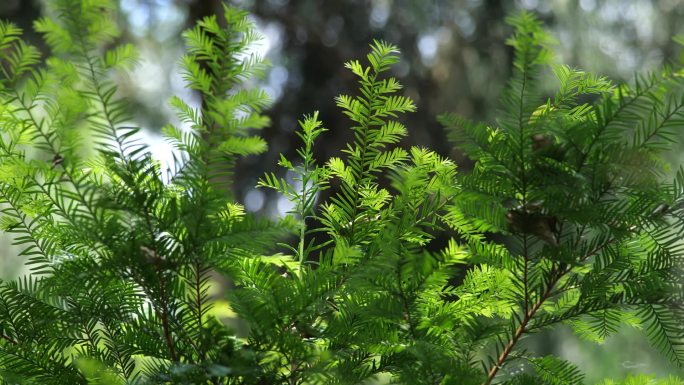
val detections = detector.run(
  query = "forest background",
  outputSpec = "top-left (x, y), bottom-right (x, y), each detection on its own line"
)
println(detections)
top-left (1, 0), bottom-right (684, 382)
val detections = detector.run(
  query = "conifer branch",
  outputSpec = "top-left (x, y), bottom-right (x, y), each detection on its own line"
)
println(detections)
top-left (0, 333), bottom-right (17, 345)
top-left (576, 76), bottom-right (661, 171)
top-left (483, 263), bottom-right (565, 385)
top-left (2, 4), bottom-right (684, 384)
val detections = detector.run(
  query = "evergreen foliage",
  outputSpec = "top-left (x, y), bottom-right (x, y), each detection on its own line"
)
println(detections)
top-left (439, 12), bottom-right (684, 385)
top-left (0, 2), bottom-right (682, 385)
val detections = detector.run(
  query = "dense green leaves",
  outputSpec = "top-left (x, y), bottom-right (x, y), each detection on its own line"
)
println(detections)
top-left (0, 2), bottom-right (683, 385)
top-left (441, 9), bottom-right (684, 385)
top-left (0, 1), bottom-right (282, 384)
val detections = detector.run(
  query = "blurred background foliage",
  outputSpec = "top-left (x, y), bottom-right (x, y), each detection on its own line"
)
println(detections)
top-left (1, 0), bottom-right (684, 383)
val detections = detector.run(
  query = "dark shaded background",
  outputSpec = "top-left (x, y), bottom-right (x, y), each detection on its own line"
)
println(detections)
top-left (4, 0), bottom-right (683, 214)
top-left (2, 0), bottom-right (684, 382)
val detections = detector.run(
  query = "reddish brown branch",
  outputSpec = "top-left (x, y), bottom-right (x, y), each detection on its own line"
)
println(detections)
top-left (1, 334), bottom-right (17, 345)
top-left (482, 265), bottom-right (566, 385)
top-left (194, 261), bottom-right (206, 360)
top-left (156, 264), bottom-right (177, 362)
top-left (482, 217), bottom-right (625, 385)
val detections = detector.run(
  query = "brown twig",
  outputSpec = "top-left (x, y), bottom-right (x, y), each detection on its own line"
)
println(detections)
top-left (155, 262), bottom-right (177, 362)
top-left (482, 265), bottom-right (566, 385)
top-left (1, 334), bottom-right (17, 345)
